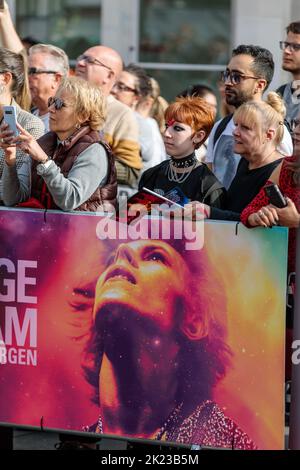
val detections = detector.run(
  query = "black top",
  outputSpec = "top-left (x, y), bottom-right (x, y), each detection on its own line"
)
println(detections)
top-left (210, 157), bottom-right (283, 220)
top-left (139, 159), bottom-right (226, 208)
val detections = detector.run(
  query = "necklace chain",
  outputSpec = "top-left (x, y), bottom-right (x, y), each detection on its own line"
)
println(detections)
top-left (167, 159), bottom-right (197, 183)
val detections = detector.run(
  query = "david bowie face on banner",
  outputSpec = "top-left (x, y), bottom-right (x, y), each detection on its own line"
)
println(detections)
top-left (81, 237), bottom-right (257, 449)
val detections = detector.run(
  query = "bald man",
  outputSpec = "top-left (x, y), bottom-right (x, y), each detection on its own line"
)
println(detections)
top-left (76, 46), bottom-right (142, 192)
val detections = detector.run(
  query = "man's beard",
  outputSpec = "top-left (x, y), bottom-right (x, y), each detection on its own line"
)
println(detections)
top-left (225, 88), bottom-right (253, 108)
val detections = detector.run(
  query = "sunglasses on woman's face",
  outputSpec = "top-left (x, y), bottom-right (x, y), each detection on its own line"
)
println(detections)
top-left (47, 96), bottom-right (66, 110)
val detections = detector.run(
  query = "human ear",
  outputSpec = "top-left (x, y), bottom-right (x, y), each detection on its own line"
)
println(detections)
top-left (255, 78), bottom-right (267, 94)
top-left (266, 128), bottom-right (276, 141)
top-left (193, 129), bottom-right (206, 146)
top-left (2, 71), bottom-right (13, 87)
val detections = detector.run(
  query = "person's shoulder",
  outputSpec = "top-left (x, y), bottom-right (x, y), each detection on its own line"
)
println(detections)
top-left (284, 155), bottom-right (297, 163)
top-left (199, 401), bottom-right (257, 450)
top-left (143, 160), bottom-right (167, 176)
top-left (17, 108), bottom-right (45, 135)
top-left (140, 160), bottom-right (167, 187)
top-left (107, 95), bottom-right (135, 118)
top-left (276, 82), bottom-right (290, 96)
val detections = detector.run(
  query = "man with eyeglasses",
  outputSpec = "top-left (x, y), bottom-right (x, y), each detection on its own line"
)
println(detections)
top-left (75, 46), bottom-right (142, 194)
top-left (28, 44), bottom-right (70, 132)
top-left (0, 2), bottom-right (69, 134)
top-left (206, 45), bottom-right (293, 189)
top-left (277, 21), bottom-right (300, 131)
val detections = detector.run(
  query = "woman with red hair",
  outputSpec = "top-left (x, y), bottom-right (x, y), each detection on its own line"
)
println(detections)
top-left (138, 96), bottom-right (226, 208)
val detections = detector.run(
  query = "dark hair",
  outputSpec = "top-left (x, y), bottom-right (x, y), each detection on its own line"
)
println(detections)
top-left (232, 44), bottom-right (274, 89)
top-left (178, 84), bottom-right (215, 99)
top-left (124, 63), bottom-right (152, 98)
top-left (0, 47), bottom-right (30, 110)
top-left (286, 21), bottom-right (300, 35)
top-left (21, 36), bottom-right (40, 47)
top-left (81, 233), bottom-right (232, 407)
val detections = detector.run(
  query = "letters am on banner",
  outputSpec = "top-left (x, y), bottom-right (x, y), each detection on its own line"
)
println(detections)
top-left (0, 208), bottom-right (288, 449)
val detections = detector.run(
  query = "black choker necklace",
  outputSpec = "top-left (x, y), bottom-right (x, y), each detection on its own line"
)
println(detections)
top-left (171, 153), bottom-right (196, 168)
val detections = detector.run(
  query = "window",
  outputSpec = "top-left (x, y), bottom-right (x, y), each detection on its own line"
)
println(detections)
top-left (16, 0), bottom-right (101, 60)
top-left (138, 0), bottom-right (231, 101)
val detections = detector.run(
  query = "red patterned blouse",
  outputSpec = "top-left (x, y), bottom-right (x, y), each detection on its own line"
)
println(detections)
top-left (241, 156), bottom-right (299, 274)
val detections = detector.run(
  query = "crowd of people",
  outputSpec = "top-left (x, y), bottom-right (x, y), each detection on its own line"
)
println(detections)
top-left (0, 0), bottom-right (299, 447)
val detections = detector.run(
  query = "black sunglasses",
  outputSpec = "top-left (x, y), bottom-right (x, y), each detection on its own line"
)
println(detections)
top-left (220, 70), bottom-right (260, 85)
top-left (28, 67), bottom-right (59, 75)
top-left (48, 96), bottom-right (66, 110)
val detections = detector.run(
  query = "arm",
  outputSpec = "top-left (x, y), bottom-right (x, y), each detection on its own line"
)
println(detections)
top-left (0, 122), bottom-right (32, 204)
top-left (0, 1), bottom-right (24, 53)
top-left (37, 143), bottom-right (108, 211)
top-left (240, 187), bottom-right (278, 228)
top-left (203, 186), bottom-right (227, 209)
top-left (2, 160), bottom-right (31, 206)
top-left (275, 198), bottom-right (300, 228)
top-left (209, 206), bottom-right (241, 221)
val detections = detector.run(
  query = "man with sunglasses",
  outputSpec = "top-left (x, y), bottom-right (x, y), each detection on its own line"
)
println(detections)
top-left (277, 21), bottom-right (300, 131)
top-left (206, 44), bottom-right (293, 189)
top-left (0, 2), bottom-right (69, 134)
top-left (75, 46), bottom-right (142, 194)
top-left (28, 44), bottom-right (70, 133)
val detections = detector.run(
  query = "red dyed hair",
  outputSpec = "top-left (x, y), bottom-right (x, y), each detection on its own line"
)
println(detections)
top-left (165, 96), bottom-right (215, 147)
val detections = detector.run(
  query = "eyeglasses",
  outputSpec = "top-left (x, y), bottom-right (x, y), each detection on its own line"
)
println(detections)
top-left (76, 54), bottom-right (113, 72)
top-left (48, 96), bottom-right (66, 111)
top-left (113, 81), bottom-right (137, 94)
top-left (28, 67), bottom-right (59, 75)
top-left (280, 41), bottom-right (300, 52)
top-left (220, 70), bottom-right (260, 85)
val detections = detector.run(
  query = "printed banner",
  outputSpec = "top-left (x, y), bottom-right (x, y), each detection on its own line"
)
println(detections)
top-left (0, 208), bottom-right (288, 449)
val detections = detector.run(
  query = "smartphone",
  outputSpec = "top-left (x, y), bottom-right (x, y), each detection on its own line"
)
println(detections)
top-left (3, 105), bottom-right (19, 137)
top-left (264, 183), bottom-right (287, 208)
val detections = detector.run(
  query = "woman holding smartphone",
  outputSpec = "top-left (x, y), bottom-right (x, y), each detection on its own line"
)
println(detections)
top-left (0, 47), bottom-right (44, 202)
top-left (0, 76), bottom-right (117, 212)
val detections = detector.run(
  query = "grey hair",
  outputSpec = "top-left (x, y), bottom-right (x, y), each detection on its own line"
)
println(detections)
top-left (28, 43), bottom-right (69, 77)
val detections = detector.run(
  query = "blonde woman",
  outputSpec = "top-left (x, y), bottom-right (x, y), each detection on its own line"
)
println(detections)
top-left (1, 76), bottom-right (116, 211)
top-left (208, 92), bottom-right (288, 221)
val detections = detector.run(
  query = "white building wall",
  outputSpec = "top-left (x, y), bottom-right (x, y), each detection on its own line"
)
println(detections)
top-left (101, 0), bottom-right (138, 64)
top-left (232, 0), bottom-right (293, 89)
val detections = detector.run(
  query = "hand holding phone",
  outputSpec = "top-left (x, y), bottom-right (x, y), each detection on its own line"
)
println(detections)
top-left (3, 105), bottom-right (20, 137)
top-left (264, 183), bottom-right (287, 208)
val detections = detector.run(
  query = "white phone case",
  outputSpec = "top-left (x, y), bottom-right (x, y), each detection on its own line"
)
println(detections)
top-left (3, 105), bottom-right (19, 137)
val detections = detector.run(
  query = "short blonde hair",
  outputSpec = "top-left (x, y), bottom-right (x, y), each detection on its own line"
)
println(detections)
top-left (57, 77), bottom-right (107, 131)
top-left (234, 92), bottom-right (286, 146)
